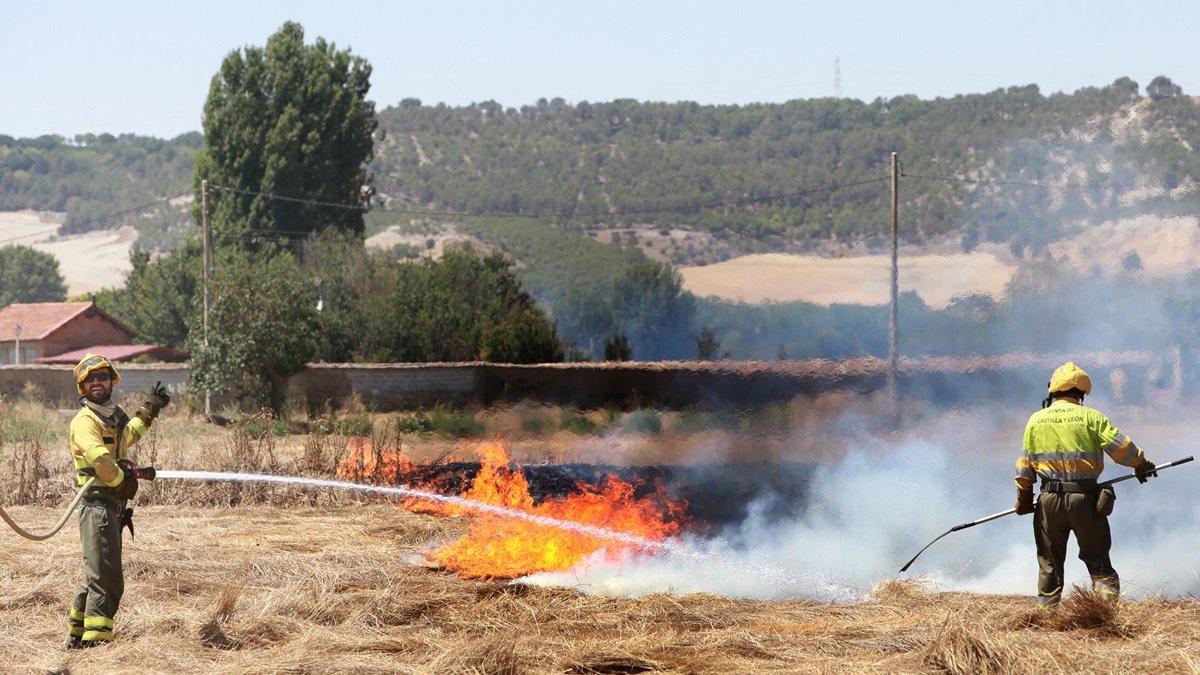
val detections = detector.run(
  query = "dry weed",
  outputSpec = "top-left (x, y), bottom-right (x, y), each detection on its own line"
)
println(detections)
top-left (0, 502), bottom-right (1197, 673)
top-left (0, 407), bottom-right (1197, 673)
top-left (923, 611), bottom-right (1017, 674)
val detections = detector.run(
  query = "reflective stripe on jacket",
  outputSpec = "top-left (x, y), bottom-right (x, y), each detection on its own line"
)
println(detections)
top-left (1015, 399), bottom-right (1143, 491)
top-left (70, 406), bottom-right (147, 487)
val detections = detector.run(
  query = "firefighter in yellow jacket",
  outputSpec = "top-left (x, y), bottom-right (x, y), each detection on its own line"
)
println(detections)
top-left (65, 354), bottom-right (168, 649)
top-left (1014, 362), bottom-right (1157, 608)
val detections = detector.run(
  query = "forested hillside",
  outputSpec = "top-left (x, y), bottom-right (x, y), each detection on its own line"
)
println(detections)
top-left (3, 76), bottom-right (1197, 263)
top-left (0, 132), bottom-right (201, 249)
top-left (368, 76), bottom-right (1197, 256)
top-left (3, 75), bottom-right (1200, 366)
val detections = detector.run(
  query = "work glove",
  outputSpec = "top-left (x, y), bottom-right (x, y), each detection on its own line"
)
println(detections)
top-left (1015, 488), bottom-right (1035, 515)
top-left (135, 381), bottom-right (170, 425)
top-left (112, 469), bottom-right (138, 501)
top-left (1134, 457), bottom-right (1158, 484)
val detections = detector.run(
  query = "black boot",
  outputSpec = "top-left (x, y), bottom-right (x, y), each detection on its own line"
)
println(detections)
top-left (64, 636), bottom-right (83, 650)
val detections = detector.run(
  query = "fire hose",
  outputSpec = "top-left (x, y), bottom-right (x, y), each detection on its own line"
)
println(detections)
top-left (0, 462), bottom-right (157, 542)
top-left (899, 455), bottom-right (1194, 573)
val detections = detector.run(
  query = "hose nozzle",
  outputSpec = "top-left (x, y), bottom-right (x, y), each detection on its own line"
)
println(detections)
top-left (118, 459), bottom-right (157, 481)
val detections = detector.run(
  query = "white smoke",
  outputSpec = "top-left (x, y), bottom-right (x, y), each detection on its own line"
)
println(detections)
top-left (520, 405), bottom-right (1198, 601)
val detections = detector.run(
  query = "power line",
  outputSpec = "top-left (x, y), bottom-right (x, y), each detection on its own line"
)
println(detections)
top-left (0, 194), bottom-right (188, 244)
top-left (207, 184), bottom-right (370, 212)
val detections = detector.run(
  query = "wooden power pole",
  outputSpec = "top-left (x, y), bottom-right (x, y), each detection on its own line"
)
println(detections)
top-left (202, 179), bottom-right (212, 416)
top-left (888, 152), bottom-right (899, 411)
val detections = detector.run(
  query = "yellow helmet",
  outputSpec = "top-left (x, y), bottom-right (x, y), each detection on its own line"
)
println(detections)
top-left (74, 353), bottom-right (121, 396)
top-left (1048, 361), bottom-right (1091, 395)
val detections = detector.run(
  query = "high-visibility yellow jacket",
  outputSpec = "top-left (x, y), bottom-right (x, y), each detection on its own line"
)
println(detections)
top-left (70, 405), bottom-right (148, 488)
top-left (1015, 399), bottom-right (1144, 491)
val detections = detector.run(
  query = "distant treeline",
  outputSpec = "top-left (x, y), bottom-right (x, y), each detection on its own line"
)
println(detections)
top-left (3, 77), bottom-right (1198, 259)
top-left (0, 132), bottom-right (201, 250)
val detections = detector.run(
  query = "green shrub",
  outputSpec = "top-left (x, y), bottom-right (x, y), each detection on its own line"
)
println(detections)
top-left (308, 416), bottom-right (336, 435)
top-left (333, 413), bottom-right (374, 437)
top-left (394, 411), bottom-right (434, 434)
top-left (245, 415), bottom-right (289, 439)
top-left (429, 406), bottom-right (484, 438)
top-left (559, 409), bottom-right (599, 435)
top-left (619, 409), bottom-right (662, 434)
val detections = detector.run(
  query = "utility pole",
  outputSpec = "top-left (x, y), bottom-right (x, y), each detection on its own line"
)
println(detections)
top-left (834, 56), bottom-right (841, 98)
top-left (888, 152), bottom-right (900, 413)
top-left (201, 179), bottom-right (212, 416)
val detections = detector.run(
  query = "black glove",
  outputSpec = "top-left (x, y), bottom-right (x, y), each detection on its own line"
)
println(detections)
top-left (135, 381), bottom-right (170, 425)
top-left (150, 381), bottom-right (171, 409)
top-left (112, 470), bottom-right (138, 500)
top-left (1135, 457), bottom-right (1158, 484)
top-left (1015, 489), bottom-right (1035, 515)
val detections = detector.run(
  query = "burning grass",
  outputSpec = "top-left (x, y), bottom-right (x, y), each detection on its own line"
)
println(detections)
top-left (336, 438), bottom-right (690, 580)
top-left (1, 404), bottom-right (1199, 672)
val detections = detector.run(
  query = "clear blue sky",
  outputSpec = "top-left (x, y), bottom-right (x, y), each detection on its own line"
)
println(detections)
top-left (3, 0), bottom-right (1197, 139)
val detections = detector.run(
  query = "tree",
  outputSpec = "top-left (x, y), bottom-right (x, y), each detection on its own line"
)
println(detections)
top-left (610, 260), bottom-right (697, 360)
top-left (186, 248), bottom-right (321, 412)
top-left (0, 245), bottom-right (67, 306)
top-left (298, 229), bottom-right (389, 362)
top-left (1147, 75), bottom-right (1184, 101)
top-left (381, 247), bottom-right (562, 363)
top-left (101, 243), bottom-right (201, 348)
top-left (192, 21), bottom-right (377, 247)
top-left (603, 334), bottom-right (632, 361)
top-left (552, 285), bottom-right (618, 359)
top-left (695, 326), bottom-right (726, 360)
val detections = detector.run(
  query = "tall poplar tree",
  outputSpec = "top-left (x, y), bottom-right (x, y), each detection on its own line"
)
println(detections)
top-left (192, 21), bottom-right (377, 247)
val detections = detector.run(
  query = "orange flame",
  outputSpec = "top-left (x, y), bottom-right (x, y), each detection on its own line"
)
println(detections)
top-left (337, 439), bottom-right (686, 579)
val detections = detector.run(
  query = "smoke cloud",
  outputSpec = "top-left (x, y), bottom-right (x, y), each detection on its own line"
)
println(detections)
top-left (521, 401), bottom-right (1198, 601)
top-left (524, 121), bottom-right (1200, 600)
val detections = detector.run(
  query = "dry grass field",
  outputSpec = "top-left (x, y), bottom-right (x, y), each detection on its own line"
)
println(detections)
top-left (1, 398), bottom-right (1198, 674)
top-left (0, 210), bottom-right (137, 297)
top-left (678, 250), bottom-right (1018, 309)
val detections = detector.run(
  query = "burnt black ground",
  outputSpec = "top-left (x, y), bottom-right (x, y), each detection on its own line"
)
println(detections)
top-left (383, 460), bottom-right (818, 533)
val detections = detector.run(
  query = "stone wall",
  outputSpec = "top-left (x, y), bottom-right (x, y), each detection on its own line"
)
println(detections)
top-left (0, 351), bottom-right (1173, 412)
top-left (0, 363), bottom-right (189, 407)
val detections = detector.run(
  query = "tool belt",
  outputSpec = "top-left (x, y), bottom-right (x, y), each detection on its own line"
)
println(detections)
top-left (1040, 479), bottom-right (1098, 494)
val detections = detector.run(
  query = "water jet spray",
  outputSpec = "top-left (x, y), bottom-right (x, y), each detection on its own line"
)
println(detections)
top-left (159, 470), bottom-right (664, 548)
top-left (155, 470), bottom-right (826, 595)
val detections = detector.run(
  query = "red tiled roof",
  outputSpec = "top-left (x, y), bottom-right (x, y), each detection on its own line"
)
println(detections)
top-left (35, 344), bottom-right (189, 364)
top-left (0, 301), bottom-right (136, 340)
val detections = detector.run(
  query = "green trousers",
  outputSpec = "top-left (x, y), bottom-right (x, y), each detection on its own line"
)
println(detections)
top-left (68, 497), bottom-right (125, 643)
top-left (1033, 490), bottom-right (1119, 606)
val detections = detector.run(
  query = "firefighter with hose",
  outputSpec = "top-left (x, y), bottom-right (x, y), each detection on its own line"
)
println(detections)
top-left (64, 354), bottom-right (167, 649)
top-left (1014, 362), bottom-right (1157, 609)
